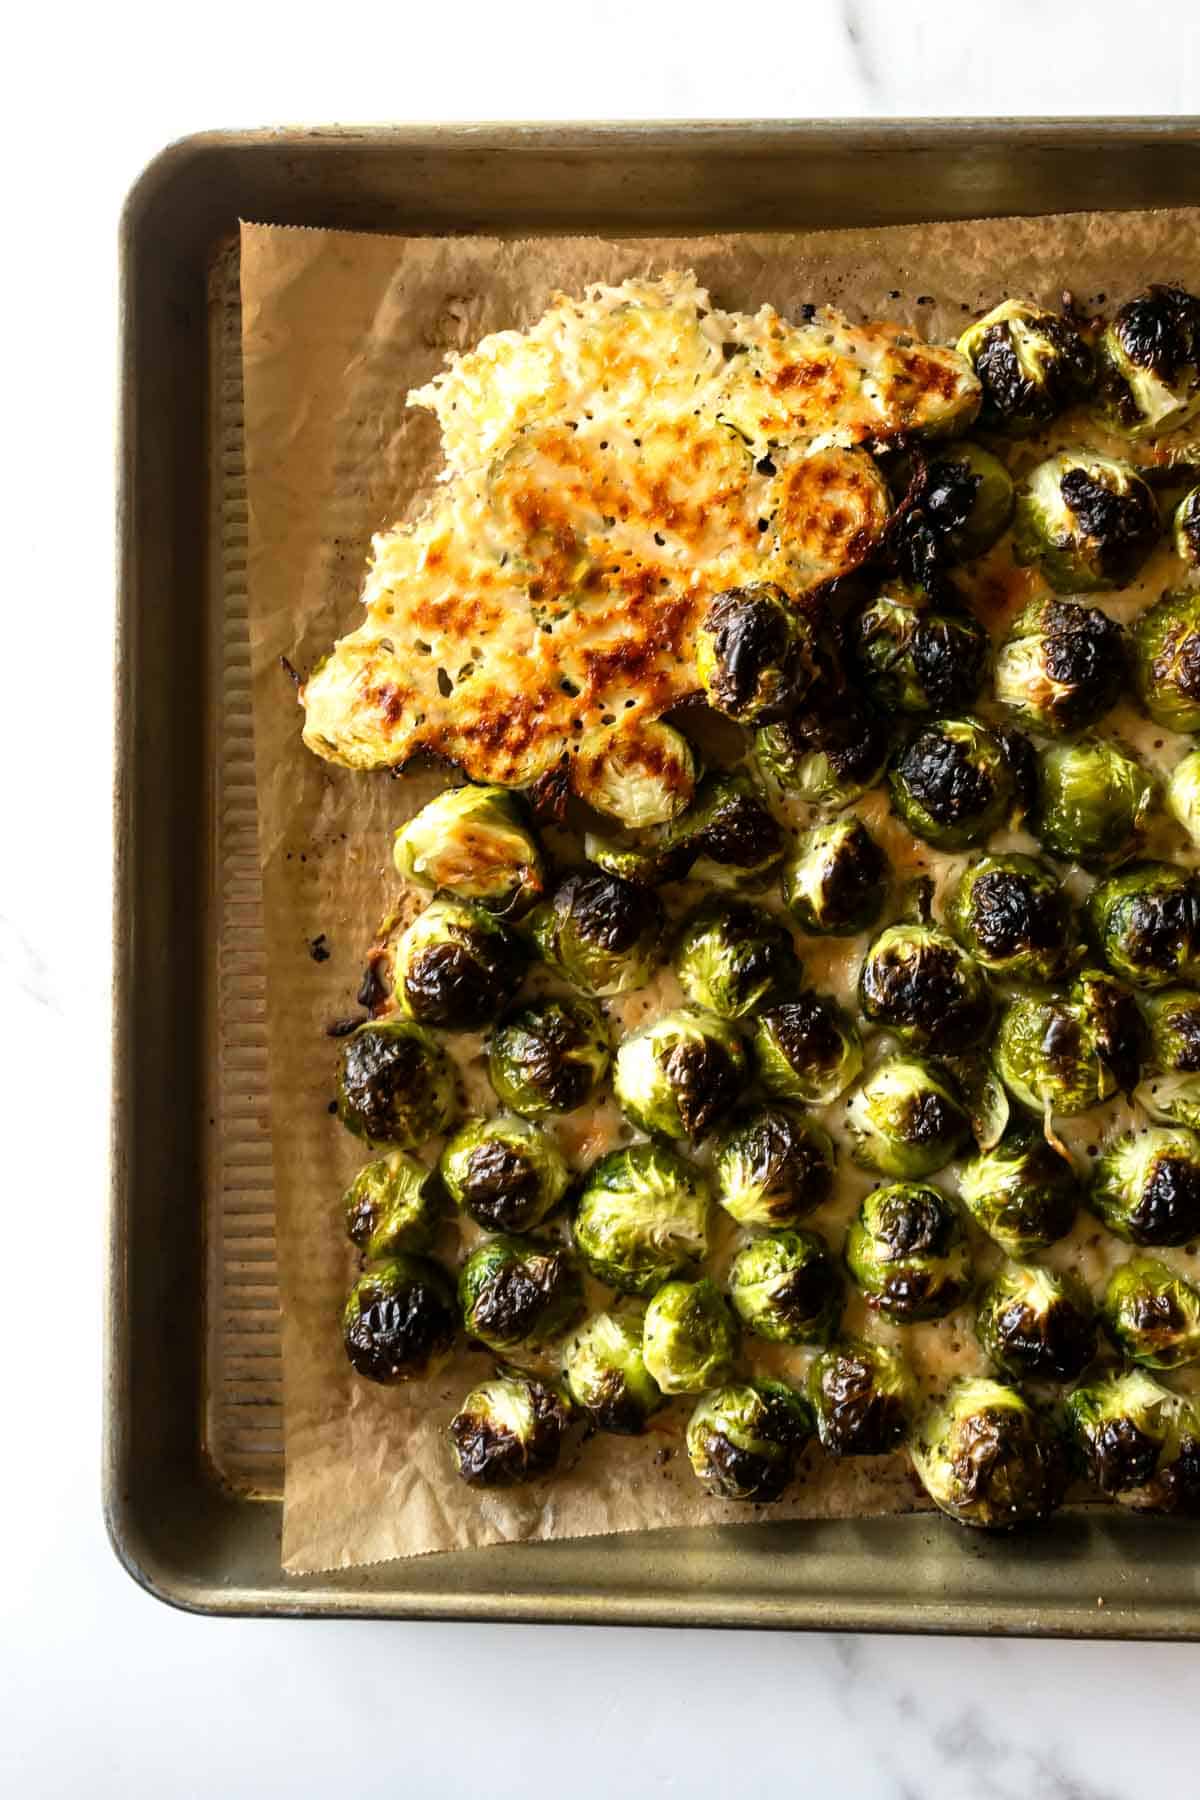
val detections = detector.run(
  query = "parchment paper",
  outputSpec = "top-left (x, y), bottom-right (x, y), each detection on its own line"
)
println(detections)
top-left (241, 207), bottom-right (1200, 1575)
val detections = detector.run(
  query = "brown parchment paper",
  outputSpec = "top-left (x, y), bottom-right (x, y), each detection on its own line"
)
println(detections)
top-left (240, 207), bottom-right (1200, 1575)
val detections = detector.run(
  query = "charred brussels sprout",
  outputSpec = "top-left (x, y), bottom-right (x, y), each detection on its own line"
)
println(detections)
top-left (560, 1310), bottom-right (664, 1434)
top-left (808, 1339), bottom-right (915, 1457)
top-left (342, 1256), bottom-right (457, 1384)
top-left (755, 694), bottom-right (889, 810)
top-left (1096, 285), bottom-right (1200, 438)
top-left (530, 869), bottom-right (664, 996)
top-left (695, 583), bottom-right (818, 724)
top-left (686, 1381), bottom-right (812, 1502)
top-left (439, 1114), bottom-right (568, 1233)
top-left (392, 897), bottom-right (525, 1030)
top-left (1073, 967), bottom-right (1147, 1096)
top-left (1089, 1126), bottom-right (1200, 1247)
top-left (488, 996), bottom-right (610, 1118)
top-left (1087, 861), bottom-right (1200, 989)
top-left (337, 1020), bottom-right (460, 1148)
top-left (572, 1142), bottom-right (710, 1295)
top-left (1102, 1257), bottom-right (1200, 1371)
top-left (728, 1228), bottom-right (842, 1345)
top-left (993, 988), bottom-right (1119, 1117)
top-left (957, 298), bottom-right (1093, 434)
top-left (957, 1126), bottom-right (1081, 1255)
top-left (614, 1007), bottom-right (747, 1143)
top-left (752, 994), bottom-right (864, 1106)
top-left (1014, 451), bottom-right (1159, 592)
top-left (1167, 749), bottom-right (1200, 847)
top-left (1132, 589), bottom-right (1200, 733)
top-left (450, 1373), bottom-right (573, 1488)
top-left (673, 898), bottom-right (800, 1020)
top-left (911, 1378), bottom-right (1067, 1529)
top-left (851, 582), bottom-right (987, 716)
top-left (713, 1105), bottom-right (835, 1229)
top-left (392, 784), bottom-right (545, 917)
top-left (678, 771), bottom-right (786, 889)
top-left (458, 1235), bottom-right (583, 1353)
top-left (846, 1054), bottom-right (971, 1178)
top-left (858, 918), bottom-right (992, 1056)
top-left (344, 1151), bottom-right (442, 1259)
top-left (1065, 1369), bottom-right (1200, 1513)
top-left (993, 598), bottom-right (1125, 737)
top-left (781, 816), bottom-right (889, 937)
top-left (889, 716), bottom-right (1016, 850)
top-left (975, 1264), bottom-right (1097, 1383)
top-left (844, 1183), bottom-right (973, 1322)
top-left (573, 720), bottom-right (696, 829)
top-left (892, 441), bottom-right (1015, 576)
top-left (1145, 987), bottom-right (1200, 1075)
top-left (1174, 485), bottom-right (1200, 565)
top-left (945, 853), bottom-right (1073, 985)
top-left (1035, 736), bottom-right (1154, 871)
top-left (642, 1277), bottom-right (739, 1395)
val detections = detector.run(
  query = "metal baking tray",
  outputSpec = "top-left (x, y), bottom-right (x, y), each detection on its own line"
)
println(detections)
top-left (109, 120), bottom-right (1200, 1632)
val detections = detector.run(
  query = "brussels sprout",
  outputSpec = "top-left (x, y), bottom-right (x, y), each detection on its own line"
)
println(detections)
top-left (1174, 485), bottom-right (1200, 566)
top-left (845, 1054), bottom-right (971, 1179)
top-left (728, 1228), bottom-right (842, 1345)
top-left (582, 830), bottom-right (693, 889)
top-left (807, 1339), bottom-right (915, 1457)
top-left (392, 784), bottom-right (545, 917)
top-left (337, 1020), bottom-right (460, 1148)
top-left (1065, 1368), bottom-right (1200, 1514)
top-left (342, 1256), bottom-right (457, 1383)
top-left (572, 720), bottom-right (696, 828)
top-left (614, 1007), bottom-right (747, 1143)
top-left (1144, 987), bottom-right (1200, 1077)
top-left (993, 989), bottom-right (1119, 1117)
top-left (1072, 967), bottom-right (1147, 1096)
top-left (957, 1126), bottom-right (1081, 1256)
top-left (993, 598), bottom-right (1125, 737)
top-left (945, 853), bottom-right (1074, 986)
top-left (488, 995), bottom-right (610, 1118)
top-left (686, 1381), bottom-right (813, 1502)
top-left (673, 898), bottom-right (800, 1020)
top-left (752, 994), bottom-right (864, 1106)
top-left (560, 1309), bottom-right (664, 1434)
top-left (891, 441), bottom-right (1016, 577)
top-left (889, 716), bottom-right (1016, 850)
top-left (712, 1104), bottom-right (836, 1229)
top-left (449, 1372), bottom-right (573, 1488)
top-left (392, 896), bottom-right (525, 1030)
top-left (1035, 735), bottom-right (1154, 871)
top-left (572, 1142), bottom-right (710, 1295)
top-left (677, 771), bottom-right (786, 889)
top-left (1096, 285), bottom-right (1200, 438)
top-left (1089, 1125), bottom-right (1200, 1247)
top-left (844, 1182), bottom-right (973, 1322)
top-left (439, 1114), bottom-right (569, 1233)
top-left (781, 816), bottom-right (889, 937)
top-left (858, 918), bottom-right (992, 1056)
top-left (1013, 451), bottom-right (1159, 592)
top-left (530, 868), bottom-right (664, 996)
top-left (975, 1264), bottom-right (1097, 1383)
top-left (1132, 589), bottom-right (1200, 733)
top-left (754, 694), bottom-right (889, 810)
top-left (957, 298), bottom-right (1093, 434)
top-left (1166, 748), bottom-right (1200, 847)
top-left (1087, 861), bottom-right (1200, 990)
top-left (642, 1277), bottom-right (740, 1395)
top-left (1135, 1071), bottom-right (1200, 1133)
top-left (458, 1234), bottom-right (584, 1353)
top-left (1102, 1257), bottom-right (1200, 1371)
top-left (911, 1377), bottom-right (1067, 1529)
top-left (695, 583), bottom-right (819, 724)
top-left (344, 1151), bottom-right (442, 1259)
top-left (851, 582), bottom-right (988, 716)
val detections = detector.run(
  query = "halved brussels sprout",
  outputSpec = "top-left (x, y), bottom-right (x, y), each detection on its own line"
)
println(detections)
top-left (993, 597), bottom-right (1125, 737)
top-left (974, 1264), bottom-right (1097, 1384)
top-left (844, 1182), bottom-right (973, 1322)
top-left (957, 1126), bottom-right (1081, 1256)
top-left (1089, 1125), bottom-right (1200, 1246)
top-left (529, 869), bottom-right (664, 996)
top-left (439, 1114), bottom-right (569, 1233)
top-left (1102, 1257), bottom-right (1200, 1371)
top-left (392, 896), bottom-right (525, 1030)
top-left (957, 298), bottom-right (1093, 434)
top-left (891, 441), bottom-right (1015, 576)
top-left (712, 1105), bottom-right (836, 1229)
top-left (695, 583), bottom-right (818, 724)
top-left (1166, 748), bottom-right (1200, 847)
top-left (392, 784), bottom-right (545, 917)
top-left (858, 918), bottom-right (992, 1056)
top-left (846, 1053), bottom-right (971, 1179)
top-left (572, 1142), bottom-right (710, 1295)
top-left (1145, 987), bottom-right (1200, 1076)
top-left (572, 720), bottom-right (696, 828)
top-left (1086, 861), bottom-right (1200, 990)
top-left (337, 1020), bottom-right (461, 1148)
top-left (1174, 486), bottom-right (1200, 566)
top-left (678, 771), bottom-right (787, 889)
top-left (945, 853), bottom-right (1073, 986)
top-left (673, 898), bottom-right (800, 1020)
top-left (685, 1381), bottom-right (813, 1502)
top-left (752, 994), bottom-right (864, 1106)
top-left (728, 1228), bottom-right (842, 1344)
top-left (342, 1256), bottom-right (457, 1383)
top-left (911, 1377), bottom-right (1067, 1529)
top-left (1035, 736), bottom-right (1154, 871)
top-left (1135, 1071), bottom-right (1200, 1133)
top-left (807, 1338), bottom-right (915, 1457)
top-left (1073, 967), bottom-right (1147, 1096)
top-left (450, 1373), bottom-right (573, 1488)
top-left (754, 694), bottom-right (889, 810)
top-left (781, 815), bottom-right (889, 937)
top-left (488, 995), bottom-right (610, 1118)
top-left (560, 1309), bottom-right (664, 1435)
top-left (1132, 590), bottom-right (1200, 733)
top-left (344, 1151), bottom-right (442, 1259)
top-left (642, 1277), bottom-right (739, 1395)
top-left (993, 989), bottom-right (1119, 1117)
top-left (614, 1007), bottom-right (747, 1143)
top-left (889, 716), bottom-right (1017, 850)
top-left (1014, 450), bottom-right (1159, 591)
top-left (458, 1234), bottom-right (584, 1353)
top-left (582, 830), bottom-right (692, 889)
top-left (1096, 285), bottom-right (1200, 438)
top-left (1065, 1368), bottom-right (1200, 1514)
top-left (852, 581), bottom-right (988, 716)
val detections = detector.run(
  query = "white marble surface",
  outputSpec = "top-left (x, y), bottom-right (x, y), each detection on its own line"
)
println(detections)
top-left (2, 2), bottom-right (1197, 1793)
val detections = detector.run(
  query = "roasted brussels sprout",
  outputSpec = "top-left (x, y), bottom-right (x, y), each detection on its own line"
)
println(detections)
top-left (560, 1309), bottom-right (664, 1434)
top-left (337, 1020), bottom-right (461, 1148)
top-left (439, 1114), bottom-right (569, 1233)
top-left (1144, 987), bottom-right (1200, 1076)
top-left (889, 716), bottom-right (1017, 850)
top-left (673, 898), bottom-right (800, 1020)
top-left (1035, 735), bottom-right (1154, 871)
top-left (572, 1142), bottom-right (710, 1296)
top-left (957, 1125), bottom-right (1081, 1255)
top-left (1087, 861), bottom-right (1200, 990)
top-left (892, 441), bottom-right (1016, 576)
top-left (614, 1007), bottom-right (747, 1143)
top-left (1134, 1071), bottom-right (1200, 1133)
top-left (1174, 485), bottom-right (1200, 565)
top-left (458, 1235), bottom-right (583, 1353)
top-left (957, 298), bottom-right (1093, 434)
top-left (1072, 967), bottom-right (1147, 1096)
top-left (752, 994), bottom-right (864, 1106)
top-left (1166, 748), bottom-right (1200, 847)
top-left (695, 583), bottom-right (818, 724)
top-left (844, 1183), bottom-right (973, 1322)
top-left (573, 719), bottom-right (696, 828)
top-left (852, 581), bottom-right (987, 716)
top-left (392, 896), bottom-right (525, 1030)
top-left (392, 784), bottom-right (545, 917)
top-left (858, 918), bottom-right (992, 1056)
top-left (642, 1277), bottom-right (740, 1395)
top-left (344, 1151), bottom-right (442, 1259)
top-left (1089, 1125), bottom-right (1200, 1246)
top-left (488, 995), bottom-right (610, 1118)
top-left (342, 1256), bottom-right (457, 1383)
top-left (1132, 589), bottom-right (1200, 733)
top-left (808, 1339), bottom-right (915, 1457)
top-left (911, 1378), bottom-right (1067, 1529)
top-left (993, 598), bottom-right (1125, 737)
top-left (975, 1264), bottom-right (1097, 1383)
top-left (685, 1381), bottom-right (813, 1502)
top-left (945, 853), bottom-right (1073, 986)
top-left (1102, 1257), bottom-right (1200, 1371)
top-left (679, 771), bottom-right (787, 889)
top-left (1096, 285), bottom-right (1200, 438)
top-left (754, 694), bottom-right (889, 810)
top-left (993, 988), bottom-right (1119, 1117)
top-left (449, 1372), bottom-right (573, 1487)
top-left (781, 816), bottom-right (889, 937)
top-left (1065, 1369), bottom-right (1200, 1514)
top-left (846, 1053), bottom-right (971, 1178)
top-left (728, 1228), bottom-right (842, 1345)
top-left (530, 868), bottom-right (664, 996)
top-left (1014, 451), bottom-right (1159, 591)
top-left (712, 1104), bottom-right (836, 1229)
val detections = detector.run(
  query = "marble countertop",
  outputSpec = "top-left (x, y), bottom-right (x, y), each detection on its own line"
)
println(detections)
top-left (3, 2), bottom-right (1196, 1794)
